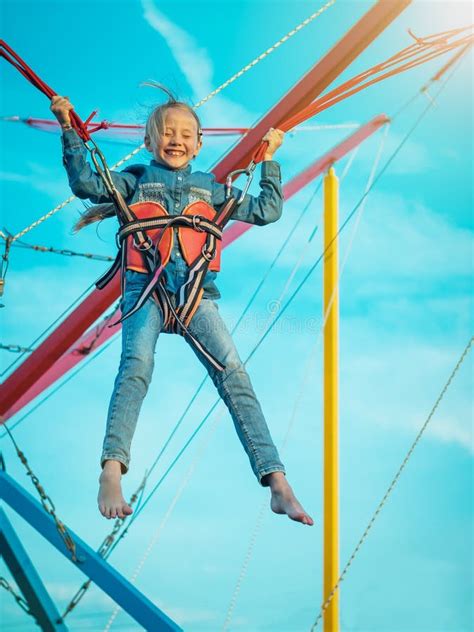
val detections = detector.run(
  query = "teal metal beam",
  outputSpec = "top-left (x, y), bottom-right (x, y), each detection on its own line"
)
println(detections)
top-left (0, 508), bottom-right (69, 631)
top-left (0, 471), bottom-right (182, 631)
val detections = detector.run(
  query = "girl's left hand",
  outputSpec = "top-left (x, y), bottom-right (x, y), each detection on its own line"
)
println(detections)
top-left (262, 128), bottom-right (285, 160)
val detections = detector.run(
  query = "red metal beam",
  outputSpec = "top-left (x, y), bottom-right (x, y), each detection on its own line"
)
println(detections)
top-left (0, 0), bottom-right (409, 418)
top-left (1, 115), bottom-right (388, 421)
top-left (213, 0), bottom-right (410, 181)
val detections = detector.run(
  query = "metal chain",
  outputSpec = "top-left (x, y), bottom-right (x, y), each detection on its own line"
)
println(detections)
top-left (0, 343), bottom-right (34, 353)
top-left (310, 336), bottom-right (473, 631)
top-left (13, 240), bottom-right (114, 262)
top-left (0, 576), bottom-right (35, 617)
top-left (193, 0), bottom-right (337, 108)
top-left (3, 425), bottom-right (79, 564)
top-left (0, 235), bottom-right (12, 299)
top-left (59, 472), bottom-right (147, 620)
top-left (9, 0), bottom-right (336, 242)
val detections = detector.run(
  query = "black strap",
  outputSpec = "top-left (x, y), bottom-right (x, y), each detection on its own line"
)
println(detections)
top-left (99, 197), bottom-right (241, 371)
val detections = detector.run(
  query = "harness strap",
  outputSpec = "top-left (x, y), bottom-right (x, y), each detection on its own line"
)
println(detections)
top-left (118, 215), bottom-right (223, 243)
top-left (100, 196), bottom-right (240, 371)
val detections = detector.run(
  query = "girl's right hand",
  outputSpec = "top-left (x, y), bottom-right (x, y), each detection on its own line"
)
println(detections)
top-left (50, 95), bottom-right (74, 126)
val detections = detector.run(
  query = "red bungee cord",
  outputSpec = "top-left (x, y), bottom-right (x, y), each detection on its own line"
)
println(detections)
top-left (2, 27), bottom-right (472, 168)
top-left (251, 24), bottom-right (473, 164)
top-left (0, 39), bottom-right (93, 142)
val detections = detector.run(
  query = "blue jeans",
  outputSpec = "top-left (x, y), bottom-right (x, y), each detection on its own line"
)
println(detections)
top-left (101, 269), bottom-right (285, 486)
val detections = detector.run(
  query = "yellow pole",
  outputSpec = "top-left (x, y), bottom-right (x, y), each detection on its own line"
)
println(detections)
top-left (323, 166), bottom-right (340, 632)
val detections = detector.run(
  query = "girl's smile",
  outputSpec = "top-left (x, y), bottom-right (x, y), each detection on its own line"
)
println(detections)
top-left (146, 107), bottom-right (202, 170)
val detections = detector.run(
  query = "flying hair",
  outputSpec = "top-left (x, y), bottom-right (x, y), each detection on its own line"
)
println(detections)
top-left (73, 82), bottom-right (201, 232)
top-left (142, 81), bottom-right (203, 149)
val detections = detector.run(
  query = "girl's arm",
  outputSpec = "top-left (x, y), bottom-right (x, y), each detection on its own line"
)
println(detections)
top-left (211, 128), bottom-right (285, 226)
top-left (51, 96), bottom-right (137, 203)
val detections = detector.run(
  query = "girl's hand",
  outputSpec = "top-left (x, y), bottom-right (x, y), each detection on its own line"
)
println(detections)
top-left (50, 95), bottom-right (74, 127)
top-left (262, 127), bottom-right (284, 160)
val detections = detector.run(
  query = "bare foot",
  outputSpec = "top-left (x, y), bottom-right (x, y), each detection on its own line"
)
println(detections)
top-left (265, 472), bottom-right (314, 526)
top-left (98, 460), bottom-right (133, 520)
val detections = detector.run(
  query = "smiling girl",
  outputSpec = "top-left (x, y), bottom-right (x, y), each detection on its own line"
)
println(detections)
top-left (51, 90), bottom-right (313, 527)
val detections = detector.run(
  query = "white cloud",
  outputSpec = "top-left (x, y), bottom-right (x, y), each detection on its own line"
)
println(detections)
top-left (428, 414), bottom-right (473, 454)
top-left (0, 162), bottom-right (71, 202)
top-left (340, 340), bottom-right (473, 455)
top-left (140, 0), bottom-right (259, 130)
top-left (0, 170), bottom-right (29, 182)
top-left (141, 0), bottom-right (213, 100)
top-left (354, 126), bottom-right (433, 175)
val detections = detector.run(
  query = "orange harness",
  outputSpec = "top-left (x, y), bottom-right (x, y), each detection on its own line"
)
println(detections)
top-left (96, 194), bottom-right (240, 371)
top-left (125, 200), bottom-right (222, 273)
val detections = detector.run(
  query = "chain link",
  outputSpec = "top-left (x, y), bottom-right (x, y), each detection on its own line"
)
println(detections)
top-left (3, 425), bottom-right (80, 564)
top-left (14, 240), bottom-right (114, 261)
top-left (9, 0), bottom-right (336, 242)
top-left (59, 472), bottom-right (147, 620)
top-left (310, 336), bottom-right (473, 631)
top-left (0, 576), bottom-right (35, 617)
top-left (0, 235), bottom-right (12, 299)
top-left (0, 343), bottom-right (34, 353)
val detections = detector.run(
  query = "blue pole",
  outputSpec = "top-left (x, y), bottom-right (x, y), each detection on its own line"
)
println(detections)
top-left (1, 507), bottom-right (69, 631)
top-left (0, 470), bottom-right (182, 631)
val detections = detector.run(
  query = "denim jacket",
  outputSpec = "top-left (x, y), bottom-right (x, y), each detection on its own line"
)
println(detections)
top-left (61, 129), bottom-right (283, 300)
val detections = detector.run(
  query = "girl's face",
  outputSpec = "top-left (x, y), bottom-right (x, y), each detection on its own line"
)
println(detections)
top-left (146, 107), bottom-right (202, 170)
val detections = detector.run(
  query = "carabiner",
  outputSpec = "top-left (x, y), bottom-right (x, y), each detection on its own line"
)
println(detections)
top-left (225, 160), bottom-right (257, 204)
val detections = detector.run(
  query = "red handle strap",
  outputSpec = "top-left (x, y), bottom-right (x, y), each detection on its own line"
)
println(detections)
top-left (0, 40), bottom-right (93, 142)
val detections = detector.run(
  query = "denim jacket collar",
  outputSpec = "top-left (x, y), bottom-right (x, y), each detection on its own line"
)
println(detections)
top-left (150, 159), bottom-right (192, 176)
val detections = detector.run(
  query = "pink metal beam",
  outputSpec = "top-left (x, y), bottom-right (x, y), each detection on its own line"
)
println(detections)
top-left (1, 114), bottom-right (388, 421)
top-left (223, 114), bottom-right (388, 247)
top-left (0, 0), bottom-right (409, 418)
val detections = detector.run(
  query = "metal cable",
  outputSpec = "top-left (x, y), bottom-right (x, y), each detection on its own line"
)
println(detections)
top-left (8, 0), bottom-right (336, 242)
top-left (193, 0), bottom-right (337, 108)
top-left (0, 281), bottom-right (96, 377)
top-left (309, 336), bottom-right (473, 630)
top-left (222, 124), bottom-right (388, 631)
top-left (0, 337), bottom-right (117, 437)
top-left (105, 69), bottom-right (461, 558)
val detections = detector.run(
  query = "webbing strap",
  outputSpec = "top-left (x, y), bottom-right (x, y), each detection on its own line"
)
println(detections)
top-left (103, 198), bottom-right (239, 371)
top-left (118, 215), bottom-right (223, 243)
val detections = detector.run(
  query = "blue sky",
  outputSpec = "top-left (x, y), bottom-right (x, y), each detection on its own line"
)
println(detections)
top-left (0, 1), bottom-right (473, 631)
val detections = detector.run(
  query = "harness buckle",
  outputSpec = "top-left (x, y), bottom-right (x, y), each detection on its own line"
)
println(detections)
top-left (201, 245), bottom-right (214, 262)
top-left (192, 215), bottom-right (205, 232)
top-left (134, 237), bottom-right (154, 252)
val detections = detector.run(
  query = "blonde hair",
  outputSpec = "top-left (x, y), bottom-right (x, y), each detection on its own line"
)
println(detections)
top-left (73, 83), bottom-right (201, 232)
top-left (144, 82), bottom-right (202, 150)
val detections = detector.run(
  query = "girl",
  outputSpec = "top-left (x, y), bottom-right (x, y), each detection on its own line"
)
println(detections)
top-left (51, 91), bottom-right (313, 527)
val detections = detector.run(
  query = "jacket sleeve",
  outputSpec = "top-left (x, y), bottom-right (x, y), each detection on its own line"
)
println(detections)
top-left (211, 161), bottom-right (283, 226)
top-left (61, 129), bottom-right (137, 203)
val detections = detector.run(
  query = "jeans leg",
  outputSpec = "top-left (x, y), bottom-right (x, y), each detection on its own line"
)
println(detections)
top-left (101, 277), bottom-right (163, 473)
top-left (186, 299), bottom-right (285, 485)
